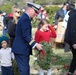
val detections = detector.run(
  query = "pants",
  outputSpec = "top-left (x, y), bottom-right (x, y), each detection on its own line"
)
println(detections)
top-left (1, 66), bottom-right (14, 75)
top-left (69, 46), bottom-right (76, 73)
top-left (14, 54), bottom-right (30, 75)
top-left (2, 29), bottom-right (8, 36)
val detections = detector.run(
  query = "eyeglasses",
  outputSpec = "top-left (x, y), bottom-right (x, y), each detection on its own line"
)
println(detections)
top-left (15, 11), bottom-right (21, 14)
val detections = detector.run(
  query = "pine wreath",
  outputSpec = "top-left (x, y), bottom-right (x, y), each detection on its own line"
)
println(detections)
top-left (34, 42), bottom-right (66, 71)
top-left (34, 42), bottom-right (54, 70)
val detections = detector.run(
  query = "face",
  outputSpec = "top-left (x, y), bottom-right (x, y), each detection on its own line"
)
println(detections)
top-left (42, 10), bottom-right (47, 14)
top-left (1, 40), bottom-right (8, 49)
top-left (15, 9), bottom-right (21, 18)
top-left (29, 8), bottom-right (37, 18)
top-left (64, 4), bottom-right (69, 10)
top-left (41, 24), bottom-right (49, 32)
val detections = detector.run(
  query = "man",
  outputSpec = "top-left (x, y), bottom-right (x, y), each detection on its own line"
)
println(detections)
top-left (2, 11), bottom-right (8, 36)
top-left (54, 2), bottom-right (69, 29)
top-left (12, 2), bottom-right (42, 75)
top-left (62, 4), bottom-right (75, 28)
top-left (64, 10), bottom-right (76, 75)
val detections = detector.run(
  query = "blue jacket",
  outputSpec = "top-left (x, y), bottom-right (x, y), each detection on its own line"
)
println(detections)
top-left (55, 8), bottom-right (66, 25)
top-left (12, 13), bottom-right (36, 55)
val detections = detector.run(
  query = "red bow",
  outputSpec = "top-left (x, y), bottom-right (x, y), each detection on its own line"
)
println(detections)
top-left (39, 50), bottom-right (46, 60)
top-left (63, 64), bottom-right (70, 69)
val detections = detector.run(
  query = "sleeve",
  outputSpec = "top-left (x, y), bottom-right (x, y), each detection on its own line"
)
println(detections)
top-left (11, 52), bottom-right (15, 60)
top-left (49, 25), bottom-right (56, 38)
top-left (20, 19), bottom-right (36, 47)
top-left (55, 11), bottom-right (59, 25)
top-left (35, 31), bottom-right (40, 43)
top-left (8, 20), bottom-right (16, 37)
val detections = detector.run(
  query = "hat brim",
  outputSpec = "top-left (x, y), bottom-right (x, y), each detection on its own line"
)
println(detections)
top-left (27, 2), bottom-right (41, 14)
top-left (32, 7), bottom-right (39, 14)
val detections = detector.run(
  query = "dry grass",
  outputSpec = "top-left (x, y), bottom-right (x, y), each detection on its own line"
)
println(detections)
top-left (30, 49), bottom-right (72, 75)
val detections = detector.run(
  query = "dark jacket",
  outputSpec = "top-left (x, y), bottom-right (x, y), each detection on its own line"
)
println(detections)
top-left (64, 11), bottom-right (76, 45)
top-left (8, 20), bottom-right (16, 37)
top-left (8, 19), bottom-right (16, 46)
top-left (3, 15), bottom-right (13, 29)
top-left (12, 13), bottom-right (36, 55)
top-left (55, 8), bottom-right (66, 25)
top-left (69, 9), bottom-right (76, 16)
top-left (2, 16), bottom-right (13, 36)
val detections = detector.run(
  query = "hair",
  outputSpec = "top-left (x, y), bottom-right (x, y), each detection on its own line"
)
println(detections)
top-left (67, 4), bottom-right (75, 11)
top-left (38, 19), bottom-right (50, 30)
top-left (63, 2), bottom-right (69, 6)
top-left (11, 6), bottom-right (20, 24)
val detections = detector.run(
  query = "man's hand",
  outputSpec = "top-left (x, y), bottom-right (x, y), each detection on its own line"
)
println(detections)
top-left (73, 44), bottom-right (76, 49)
top-left (35, 43), bottom-right (43, 51)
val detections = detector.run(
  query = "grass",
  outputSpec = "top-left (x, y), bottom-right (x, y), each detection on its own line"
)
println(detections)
top-left (30, 48), bottom-right (72, 75)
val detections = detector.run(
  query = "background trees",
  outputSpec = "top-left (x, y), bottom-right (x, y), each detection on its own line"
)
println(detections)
top-left (1, 0), bottom-right (75, 6)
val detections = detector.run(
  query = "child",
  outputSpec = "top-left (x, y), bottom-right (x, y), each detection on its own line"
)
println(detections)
top-left (0, 36), bottom-right (14, 75)
top-left (35, 19), bottom-right (56, 43)
top-left (35, 19), bottom-right (56, 75)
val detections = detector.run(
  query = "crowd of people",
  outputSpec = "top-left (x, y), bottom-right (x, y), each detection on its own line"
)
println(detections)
top-left (0, 1), bottom-right (76, 75)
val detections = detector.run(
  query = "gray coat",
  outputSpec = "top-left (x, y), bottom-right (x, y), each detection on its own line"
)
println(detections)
top-left (55, 8), bottom-right (66, 25)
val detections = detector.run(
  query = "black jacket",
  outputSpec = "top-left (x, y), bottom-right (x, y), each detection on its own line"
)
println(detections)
top-left (64, 10), bottom-right (76, 45)
top-left (8, 20), bottom-right (16, 38)
top-left (3, 16), bottom-right (13, 29)
top-left (8, 19), bottom-right (16, 46)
